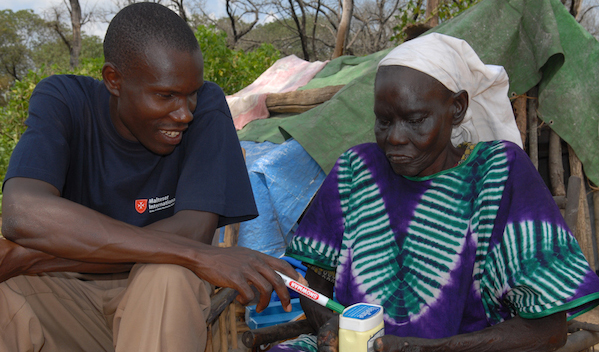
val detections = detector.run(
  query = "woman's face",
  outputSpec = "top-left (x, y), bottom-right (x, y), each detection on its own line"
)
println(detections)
top-left (374, 66), bottom-right (467, 177)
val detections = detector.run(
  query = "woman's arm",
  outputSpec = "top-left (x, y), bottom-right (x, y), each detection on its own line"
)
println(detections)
top-left (301, 268), bottom-right (336, 330)
top-left (373, 311), bottom-right (567, 352)
top-left (300, 267), bottom-right (342, 352)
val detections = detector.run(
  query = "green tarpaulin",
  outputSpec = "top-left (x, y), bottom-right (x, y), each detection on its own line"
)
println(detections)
top-left (237, 0), bottom-right (599, 185)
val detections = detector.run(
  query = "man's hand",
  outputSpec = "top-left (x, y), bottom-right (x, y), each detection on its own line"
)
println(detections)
top-left (190, 245), bottom-right (300, 313)
top-left (0, 237), bottom-right (28, 283)
top-left (317, 315), bottom-right (340, 352)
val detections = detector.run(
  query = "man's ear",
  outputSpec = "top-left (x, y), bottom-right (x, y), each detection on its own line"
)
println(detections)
top-left (102, 63), bottom-right (122, 97)
top-left (452, 90), bottom-right (469, 126)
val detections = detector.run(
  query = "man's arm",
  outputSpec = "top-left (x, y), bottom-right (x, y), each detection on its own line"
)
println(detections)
top-left (373, 312), bottom-right (567, 352)
top-left (143, 209), bottom-right (218, 244)
top-left (0, 237), bottom-right (133, 283)
top-left (0, 201), bottom-right (214, 283)
top-left (1, 177), bottom-right (299, 312)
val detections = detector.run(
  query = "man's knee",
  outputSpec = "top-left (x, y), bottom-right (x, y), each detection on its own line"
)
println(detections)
top-left (114, 264), bottom-right (212, 351)
top-left (0, 280), bottom-right (45, 352)
top-left (127, 263), bottom-right (212, 306)
top-left (132, 263), bottom-right (195, 281)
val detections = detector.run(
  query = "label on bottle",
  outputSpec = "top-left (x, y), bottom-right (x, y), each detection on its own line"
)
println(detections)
top-left (343, 304), bottom-right (382, 320)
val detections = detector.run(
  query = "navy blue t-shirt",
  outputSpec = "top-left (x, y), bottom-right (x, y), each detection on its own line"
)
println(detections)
top-left (5, 75), bottom-right (258, 228)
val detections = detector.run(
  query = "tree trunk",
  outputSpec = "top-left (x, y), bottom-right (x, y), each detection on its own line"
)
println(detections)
top-left (171, 0), bottom-right (188, 22)
top-left (560, 0), bottom-right (583, 18)
top-left (593, 191), bottom-right (599, 272)
top-left (69, 0), bottom-right (82, 69)
top-left (311, 0), bottom-right (322, 58)
top-left (426, 0), bottom-right (440, 27)
top-left (332, 0), bottom-right (353, 59)
top-left (289, 0), bottom-right (310, 61)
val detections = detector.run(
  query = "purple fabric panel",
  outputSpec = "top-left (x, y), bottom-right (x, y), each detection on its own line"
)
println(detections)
top-left (293, 161), bottom-right (345, 252)
top-left (334, 248), bottom-right (367, 308)
top-left (491, 141), bottom-right (567, 247)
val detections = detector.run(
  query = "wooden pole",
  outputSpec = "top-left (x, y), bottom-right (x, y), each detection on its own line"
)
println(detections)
top-left (564, 176), bottom-right (582, 234)
top-left (512, 95), bottom-right (527, 148)
top-left (568, 145), bottom-right (595, 269)
top-left (549, 129), bottom-right (566, 197)
top-left (219, 306), bottom-right (229, 352)
top-left (527, 87), bottom-right (539, 169)
top-left (229, 301), bottom-right (238, 349)
top-left (555, 330), bottom-right (599, 352)
top-left (242, 320), bottom-right (315, 349)
top-left (205, 325), bottom-right (213, 352)
top-left (593, 191), bottom-right (599, 271)
top-left (425, 0), bottom-right (440, 27)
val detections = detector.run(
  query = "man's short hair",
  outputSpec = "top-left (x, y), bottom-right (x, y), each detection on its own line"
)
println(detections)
top-left (103, 2), bottom-right (200, 74)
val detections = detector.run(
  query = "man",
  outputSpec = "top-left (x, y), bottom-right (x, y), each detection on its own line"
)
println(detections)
top-left (0, 3), bottom-right (299, 351)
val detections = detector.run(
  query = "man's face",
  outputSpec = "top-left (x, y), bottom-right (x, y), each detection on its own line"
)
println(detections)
top-left (111, 44), bottom-right (204, 155)
top-left (374, 66), bottom-right (460, 177)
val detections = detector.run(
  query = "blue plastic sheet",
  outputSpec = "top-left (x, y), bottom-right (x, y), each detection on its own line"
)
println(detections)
top-left (237, 139), bottom-right (326, 257)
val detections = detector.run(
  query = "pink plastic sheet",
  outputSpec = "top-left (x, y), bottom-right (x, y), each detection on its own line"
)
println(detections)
top-left (226, 55), bottom-right (328, 130)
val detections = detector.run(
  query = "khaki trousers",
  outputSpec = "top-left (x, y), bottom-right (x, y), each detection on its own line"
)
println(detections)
top-left (0, 263), bottom-right (212, 352)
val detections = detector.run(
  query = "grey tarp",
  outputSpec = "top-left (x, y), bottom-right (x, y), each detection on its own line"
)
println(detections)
top-left (237, 0), bottom-right (599, 185)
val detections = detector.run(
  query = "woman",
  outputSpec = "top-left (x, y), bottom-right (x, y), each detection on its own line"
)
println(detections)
top-left (274, 33), bottom-right (599, 352)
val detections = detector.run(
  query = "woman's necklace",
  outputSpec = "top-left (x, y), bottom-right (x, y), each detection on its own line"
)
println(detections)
top-left (455, 142), bottom-right (476, 167)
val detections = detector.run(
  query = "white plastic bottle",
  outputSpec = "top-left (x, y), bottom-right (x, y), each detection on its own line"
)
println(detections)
top-left (338, 303), bottom-right (385, 352)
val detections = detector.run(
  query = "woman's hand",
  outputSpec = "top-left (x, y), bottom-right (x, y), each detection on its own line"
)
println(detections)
top-left (317, 315), bottom-right (340, 352)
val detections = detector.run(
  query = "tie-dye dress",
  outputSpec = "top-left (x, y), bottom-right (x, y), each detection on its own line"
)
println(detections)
top-left (273, 141), bottom-right (599, 351)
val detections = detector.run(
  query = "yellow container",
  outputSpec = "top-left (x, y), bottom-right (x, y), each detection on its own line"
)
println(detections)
top-left (338, 303), bottom-right (384, 352)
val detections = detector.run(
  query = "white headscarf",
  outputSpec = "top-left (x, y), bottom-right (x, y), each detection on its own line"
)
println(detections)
top-left (377, 33), bottom-right (523, 148)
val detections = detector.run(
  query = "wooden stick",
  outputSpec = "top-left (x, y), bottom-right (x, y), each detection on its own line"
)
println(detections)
top-left (242, 320), bottom-right (315, 349)
top-left (266, 85), bottom-right (345, 114)
top-left (564, 176), bottom-right (581, 234)
top-left (205, 325), bottom-right (213, 352)
top-left (512, 94), bottom-right (527, 148)
top-left (549, 129), bottom-right (566, 197)
top-left (223, 222), bottom-right (240, 248)
top-left (593, 190), bottom-right (599, 272)
top-left (569, 319), bottom-right (599, 333)
top-left (219, 306), bottom-right (229, 352)
top-left (568, 145), bottom-right (595, 269)
top-left (555, 330), bottom-right (599, 352)
top-left (207, 287), bottom-right (238, 324)
top-left (229, 301), bottom-right (238, 349)
top-left (527, 87), bottom-right (538, 169)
